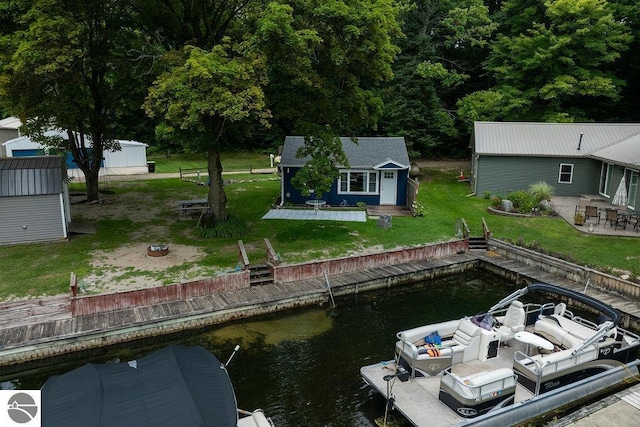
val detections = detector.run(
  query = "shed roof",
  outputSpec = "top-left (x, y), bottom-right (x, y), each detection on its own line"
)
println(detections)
top-left (281, 136), bottom-right (409, 169)
top-left (0, 156), bottom-right (66, 197)
top-left (0, 116), bottom-right (21, 129)
top-left (473, 122), bottom-right (640, 157)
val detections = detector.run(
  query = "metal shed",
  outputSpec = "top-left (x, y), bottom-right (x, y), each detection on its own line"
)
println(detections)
top-left (2, 133), bottom-right (149, 178)
top-left (0, 156), bottom-right (71, 245)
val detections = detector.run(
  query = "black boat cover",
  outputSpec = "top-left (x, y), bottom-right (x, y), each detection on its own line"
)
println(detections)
top-left (41, 345), bottom-right (238, 427)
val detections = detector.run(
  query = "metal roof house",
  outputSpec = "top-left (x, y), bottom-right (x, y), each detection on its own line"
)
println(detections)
top-left (471, 122), bottom-right (640, 210)
top-left (0, 156), bottom-right (71, 245)
top-left (280, 136), bottom-right (410, 206)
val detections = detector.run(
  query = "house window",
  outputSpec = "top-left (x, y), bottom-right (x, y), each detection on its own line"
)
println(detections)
top-left (338, 171), bottom-right (378, 194)
top-left (558, 163), bottom-right (574, 184)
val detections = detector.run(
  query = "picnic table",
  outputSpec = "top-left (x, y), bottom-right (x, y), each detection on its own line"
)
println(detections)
top-left (176, 198), bottom-right (209, 215)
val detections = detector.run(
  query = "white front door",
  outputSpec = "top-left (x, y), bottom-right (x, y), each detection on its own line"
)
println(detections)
top-left (380, 171), bottom-right (397, 205)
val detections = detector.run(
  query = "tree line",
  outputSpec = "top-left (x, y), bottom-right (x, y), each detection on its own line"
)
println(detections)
top-left (1, 0), bottom-right (638, 221)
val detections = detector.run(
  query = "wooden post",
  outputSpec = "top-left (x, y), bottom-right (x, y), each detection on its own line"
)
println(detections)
top-left (70, 272), bottom-right (77, 297)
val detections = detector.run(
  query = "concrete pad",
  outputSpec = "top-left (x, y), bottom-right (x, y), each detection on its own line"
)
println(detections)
top-left (262, 209), bottom-right (367, 222)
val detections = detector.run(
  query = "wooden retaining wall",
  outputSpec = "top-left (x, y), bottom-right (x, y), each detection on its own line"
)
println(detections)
top-left (489, 239), bottom-right (640, 301)
top-left (71, 271), bottom-right (250, 316)
top-left (69, 240), bottom-right (467, 317)
top-left (273, 240), bottom-right (467, 283)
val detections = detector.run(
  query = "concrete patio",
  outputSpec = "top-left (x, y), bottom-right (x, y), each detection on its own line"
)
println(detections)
top-left (551, 196), bottom-right (639, 237)
top-left (262, 208), bottom-right (367, 222)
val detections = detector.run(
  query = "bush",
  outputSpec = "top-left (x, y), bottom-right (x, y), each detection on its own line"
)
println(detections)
top-left (196, 217), bottom-right (246, 238)
top-left (506, 190), bottom-right (536, 213)
top-left (529, 181), bottom-right (554, 203)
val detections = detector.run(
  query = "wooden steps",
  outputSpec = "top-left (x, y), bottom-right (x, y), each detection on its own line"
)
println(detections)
top-left (249, 264), bottom-right (273, 286)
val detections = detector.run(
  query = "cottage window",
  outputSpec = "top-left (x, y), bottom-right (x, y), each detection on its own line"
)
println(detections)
top-left (338, 171), bottom-right (378, 194)
top-left (558, 163), bottom-right (574, 184)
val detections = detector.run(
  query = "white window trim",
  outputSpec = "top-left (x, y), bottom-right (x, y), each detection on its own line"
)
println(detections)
top-left (558, 163), bottom-right (574, 184)
top-left (338, 170), bottom-right (379, 195)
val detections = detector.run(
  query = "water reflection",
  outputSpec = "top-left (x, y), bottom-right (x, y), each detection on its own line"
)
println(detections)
top-left (6, 269), bottom-right (515, 426)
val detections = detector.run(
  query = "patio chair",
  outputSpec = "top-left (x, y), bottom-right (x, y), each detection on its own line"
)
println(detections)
top-left (603, 208), bottom-right (626, 230)
top-left (584, 205), bottom-right (601, 224)
top-left (627, 214), bottom-right (639, 232)
top-left (574, 198), bottom-right (590, 215)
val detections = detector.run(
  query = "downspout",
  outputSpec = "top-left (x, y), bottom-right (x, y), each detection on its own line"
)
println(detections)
top-left (279, 166), bottom-right (285, 206)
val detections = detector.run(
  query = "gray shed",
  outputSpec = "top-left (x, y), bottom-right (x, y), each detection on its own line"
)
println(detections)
top-left (0, 156), bottom-right (71, 245)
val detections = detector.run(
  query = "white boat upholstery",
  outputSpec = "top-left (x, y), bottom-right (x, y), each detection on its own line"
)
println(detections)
top-left (534, 318), bottom-right (582, 350)
top-left (546, 315), bottom-right (598, 340)
top-left (442, 319), bottom-right (482, 363)
top-left (444, 368), bottom-right (516, 400)
top-left (496, 301), bottom-right (526, 344)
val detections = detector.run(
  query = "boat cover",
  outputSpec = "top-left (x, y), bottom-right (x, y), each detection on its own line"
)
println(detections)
top-left (41, 345), bottom-right (238, 427)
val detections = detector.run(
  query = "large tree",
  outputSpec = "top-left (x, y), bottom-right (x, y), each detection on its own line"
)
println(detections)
top-left (458, 0), bottom-right (633, 123)
top-left (141, 0), bottom-right (401, 225)
top-left (1, 0), bottom-right (155, 201)
top-left (378, 0), bottom-right (496, 158)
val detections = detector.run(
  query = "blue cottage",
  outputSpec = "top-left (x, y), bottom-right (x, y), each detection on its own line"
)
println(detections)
top-left (280, 136), bottom-right (410, 206)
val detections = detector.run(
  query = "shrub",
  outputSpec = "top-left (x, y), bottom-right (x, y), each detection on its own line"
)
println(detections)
top-left (483, 191), bottom-right (491, 200)
top-left (507, 190), bottom-right (536, 213)
top-left (196, 217), bottom-right (246, 238)
top-left (529, 181), bottom-right (554, 202)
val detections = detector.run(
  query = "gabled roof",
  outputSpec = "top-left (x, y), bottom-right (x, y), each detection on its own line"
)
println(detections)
top-left (473, 122), bottom-right (640, 157)
top-left (590, 133), bottom-right (640, 169)
top-left (281, 136), bottom-right (409, 169)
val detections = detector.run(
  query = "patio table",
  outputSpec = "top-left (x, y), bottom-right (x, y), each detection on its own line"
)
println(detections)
top-left (305, 199), bottom-right (326, 215)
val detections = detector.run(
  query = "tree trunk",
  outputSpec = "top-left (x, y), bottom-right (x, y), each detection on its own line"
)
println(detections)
top-left (205, 148), bottom-right (228, 225)
top-left (84, 168), bottom-right (101, 201)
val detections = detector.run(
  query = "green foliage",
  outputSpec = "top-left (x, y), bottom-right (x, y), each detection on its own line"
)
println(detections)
top-left (196, 217), bottom-right (246, 238)
top-left (291, 132), bottom-right (349, 199)
top-left (506, 190), bottom-right (536, 214)
top-left (459, 0), bottom-right (633, 123)
top-left (529, 181), bottom-right (554, 202)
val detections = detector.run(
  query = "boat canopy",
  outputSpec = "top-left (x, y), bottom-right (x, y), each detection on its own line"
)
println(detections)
top-left (489, 283), bottom-right (622, 327)
top-left (526, 283), bottom-right (622, 326)
top-left (41, 345), bottom-right (238, 427)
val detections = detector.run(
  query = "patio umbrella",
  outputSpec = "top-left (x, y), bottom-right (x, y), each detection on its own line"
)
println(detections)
top-left (612, 177), bottom-right (628, 207)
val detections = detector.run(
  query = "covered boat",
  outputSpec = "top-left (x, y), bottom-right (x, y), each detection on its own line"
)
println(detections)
top-left (41, 345), bottom-right (274, 427)
top-left (361, 283), bottom-right (640, 426)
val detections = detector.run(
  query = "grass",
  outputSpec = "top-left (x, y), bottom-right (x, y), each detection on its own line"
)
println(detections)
top-left (147, 152), bottom-right (273, 174)
top-left (1, 163), bottom-right (639, 300)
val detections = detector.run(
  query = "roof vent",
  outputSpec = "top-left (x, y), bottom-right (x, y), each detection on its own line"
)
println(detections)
top-left (577, 133), bottom-right (583, 150)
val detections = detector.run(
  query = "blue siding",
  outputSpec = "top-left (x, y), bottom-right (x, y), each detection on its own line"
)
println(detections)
top-left (282, 167), bottom-right (408, 206)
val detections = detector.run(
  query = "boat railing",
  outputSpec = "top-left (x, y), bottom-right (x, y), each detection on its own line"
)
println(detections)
top-left (572, 316), bottom-right (598, 330)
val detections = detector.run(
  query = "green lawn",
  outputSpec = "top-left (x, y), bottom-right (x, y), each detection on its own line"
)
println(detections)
top-left (1, 164), bottom-right (638, 299)
top-left (147, 152), bottom-right (273, 174)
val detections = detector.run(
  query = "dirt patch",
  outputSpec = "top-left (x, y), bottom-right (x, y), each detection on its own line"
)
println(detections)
top-left (82, 243), bottom-right (214, 293)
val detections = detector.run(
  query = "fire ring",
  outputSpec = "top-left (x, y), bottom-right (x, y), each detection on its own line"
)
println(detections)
top-left (148, 245), bottom-right (169, 257)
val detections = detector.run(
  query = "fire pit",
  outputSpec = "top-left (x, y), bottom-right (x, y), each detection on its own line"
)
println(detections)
top-left (147, 245), bottom-right (169, 257)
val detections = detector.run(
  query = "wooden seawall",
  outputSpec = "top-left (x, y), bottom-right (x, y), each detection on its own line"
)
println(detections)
top-left (0, 239), bottom-right (638, 374)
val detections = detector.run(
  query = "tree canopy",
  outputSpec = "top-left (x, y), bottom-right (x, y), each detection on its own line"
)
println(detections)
top-left (2, 0), bottom-right (640, 201)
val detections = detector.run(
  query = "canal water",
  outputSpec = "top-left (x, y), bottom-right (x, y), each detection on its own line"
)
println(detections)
top-left (3, 269), bottom-right (520, 426)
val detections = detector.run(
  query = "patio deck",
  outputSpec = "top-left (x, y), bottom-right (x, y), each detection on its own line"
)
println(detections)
top-left (551, 196), bottom-right (639, 237)
top-left (262, 208), bottom-right (367, 222)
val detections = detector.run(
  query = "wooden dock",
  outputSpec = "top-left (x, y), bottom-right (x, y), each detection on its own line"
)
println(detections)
top-left (0, 249), bottom-right (638, 374)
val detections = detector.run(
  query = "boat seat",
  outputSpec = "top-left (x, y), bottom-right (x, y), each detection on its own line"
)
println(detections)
top-left (534, 318), bottom-right (582, 350)
top-left (496, 301), bottom-right (526, 345)
top-left (416, 346), bottom-right (453, 360)
top-left (547, 315), bottom-right (597, 341)
top-left (441, 319), bottom-right (482, 363)
top-left (445, 368), bottom-right (516, 400)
